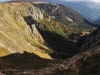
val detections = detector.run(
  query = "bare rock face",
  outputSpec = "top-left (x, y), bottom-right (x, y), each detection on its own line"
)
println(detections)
top-left (28, 5), bottom-right (44, 20)
top-left (32, 24), bottom-right (44, 43)
top-left (32, 24), bottom-right (38, 34)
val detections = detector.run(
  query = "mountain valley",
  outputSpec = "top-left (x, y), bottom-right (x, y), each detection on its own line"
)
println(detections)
top-left (0, 1), bottom-right (99, 75)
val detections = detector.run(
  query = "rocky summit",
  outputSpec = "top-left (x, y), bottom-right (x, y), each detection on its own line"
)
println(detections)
top-left (0, 2), bottom-right (99, 75)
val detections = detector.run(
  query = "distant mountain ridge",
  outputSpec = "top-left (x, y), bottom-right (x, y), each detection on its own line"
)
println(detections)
top-left (94, 17), bottom-right (100, 24)
top-left (45, 0), bottom-right (100, 24)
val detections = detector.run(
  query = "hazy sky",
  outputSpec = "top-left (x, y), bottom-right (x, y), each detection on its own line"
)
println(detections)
top-left (61, 0), bottom-right (100, 3)
top-left (0, 0), bottom-right (100, 3)
top-left (0, 0), bottom-right (43, 2)
top-left (0, 0), bottom-right (11, 2)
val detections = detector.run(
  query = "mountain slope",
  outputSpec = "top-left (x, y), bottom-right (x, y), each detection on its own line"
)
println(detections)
top-left (78, 27), bottom-right (100, 75)
top-left (28, 26), bottom-right (100, 75)
top-left (0, 2), bottom-right (95, 59)
top-left (0, 2), bottom-right (99, 75)
top-left (0, 2), bottom-right (52, 59)
top-left (0, 26), bottom-right (99, 75)
top-left (33, 2), bottom-right (94, 36)
top-left (49, 27), bottom-right (100, 75)
top-left (46, 0), bottom-right (100, 23)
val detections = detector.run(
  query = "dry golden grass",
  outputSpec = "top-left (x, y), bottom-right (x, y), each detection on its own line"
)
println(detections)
top-left (0, 3), bottom-right (52, 59)
top-left (0, 46), bottom-right (11, 57)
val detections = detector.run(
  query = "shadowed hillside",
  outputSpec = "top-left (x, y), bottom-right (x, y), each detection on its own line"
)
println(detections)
top-left (24, 16), bottom-right (79, 59)
top-left (0, 51), bottom-right (53, 69)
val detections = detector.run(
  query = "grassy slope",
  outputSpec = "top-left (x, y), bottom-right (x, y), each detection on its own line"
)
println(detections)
top-left (0, 3), bottom-right (52, 59)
